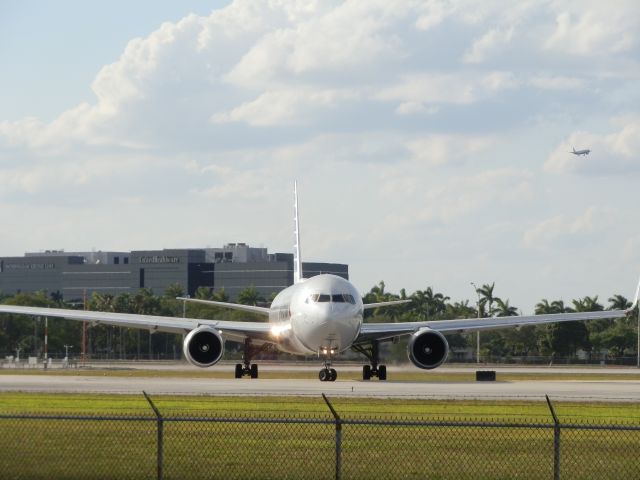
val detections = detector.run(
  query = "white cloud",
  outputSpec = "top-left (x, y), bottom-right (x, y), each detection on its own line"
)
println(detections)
top-left (224, 0), bottom-right (411, 88)
top-left (377, 72), bottom-right (518, 109)
top-left (211, 88), bottom-right (358, 126)
top-left (528, 75), bottom-right (584, 90)
top-left (463, 26), bottom-right (515, 64)
top-left (0, 0), bottom-right (638, 305)
top-left (544, 117), bottom-right (640, 175)
top-left (379, 168), bottom-right (534, 227)
top-left (523, 207), bottom-right (611, 249)
top-left (406, 135), bottom-right (494, 167)
top-left (395, 102), bottom-right (439, 116)
top-left (544, 3), bottom-right (640, 56)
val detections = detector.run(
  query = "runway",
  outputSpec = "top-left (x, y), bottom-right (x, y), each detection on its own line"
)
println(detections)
top-left (2, 374), bottom-right (640, 401)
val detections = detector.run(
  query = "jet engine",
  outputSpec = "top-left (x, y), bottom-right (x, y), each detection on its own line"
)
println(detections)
top-left (183, 326), bottom-right (224, 368)
top-left (408, 329), bottom-right (449, 369)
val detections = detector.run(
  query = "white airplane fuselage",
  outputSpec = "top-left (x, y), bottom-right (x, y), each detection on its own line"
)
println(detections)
top-left (267, 274), bottom-right (364, 356)
top-left (572, 149), bottom-right (590, 156)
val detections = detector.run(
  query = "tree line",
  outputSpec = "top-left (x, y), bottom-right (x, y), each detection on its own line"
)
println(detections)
top-left (0, 281), bottom-right (637, 362)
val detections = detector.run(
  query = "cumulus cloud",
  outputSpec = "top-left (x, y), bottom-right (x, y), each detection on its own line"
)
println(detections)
top-left (0, 0), bottom-right (638, 302)
top-left (406, 135), bottom-right (494, 167)
top-left (377, 71), bottom-right (517, 110)
top-left (211, 88), bottom-right (358, 126)
top-left (523, 207), bottom-right (611, 249)
top-left (544, 117), bottom-right (640, 175)
top-left (379, 167), bottom-right (534, 228)
top-left (528, 75), bottom-right (584, 90)
top-left (463, 26), bottom-right (515, 64)
top-left (545, 4), bottom-right (640, 56)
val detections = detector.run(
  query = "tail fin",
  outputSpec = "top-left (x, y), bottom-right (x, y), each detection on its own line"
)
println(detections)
top-left (293, 181), bottom-right (303, 284)
top-left (572, 147), bottom-right (576, 153)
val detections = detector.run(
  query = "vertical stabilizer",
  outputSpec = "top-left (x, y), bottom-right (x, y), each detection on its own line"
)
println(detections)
top-left (293, 181), bottom-right (303, 284)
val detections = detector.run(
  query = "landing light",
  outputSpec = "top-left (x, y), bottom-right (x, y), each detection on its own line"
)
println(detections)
top-left (270, 325), bottom-right (291, 337)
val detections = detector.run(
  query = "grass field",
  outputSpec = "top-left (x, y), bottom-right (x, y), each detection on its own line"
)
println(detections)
top-left (1, 391), bottom-right (640, 422)
top-left (0, 392), bottom-right (639, 479)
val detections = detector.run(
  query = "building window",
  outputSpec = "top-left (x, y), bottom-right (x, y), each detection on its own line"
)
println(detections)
top-left (124, 257), bottom-right (129, 265)
top-left (114, 256), bottom-right (119, 265)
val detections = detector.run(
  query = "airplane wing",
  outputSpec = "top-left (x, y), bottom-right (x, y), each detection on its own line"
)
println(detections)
top-left (356, 308), bottom-right (632, 343)
top-left (0, 305), bottom-right (272, 343)
top-left (363, 299), bottom-right (411, 310)
top-left (357, 276), bottom-right (640, 344)
top-left (176, 297), bottom-right (270, 316)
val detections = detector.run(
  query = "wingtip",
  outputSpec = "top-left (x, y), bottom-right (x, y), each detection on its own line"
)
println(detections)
top-left (628, 275), bottom-right (640, 312)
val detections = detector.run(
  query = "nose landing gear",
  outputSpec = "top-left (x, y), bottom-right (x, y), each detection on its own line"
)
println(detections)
top-left (319, 349), bottom-right (338, 382)
top-left (319, 367), bottom-right (337, 382)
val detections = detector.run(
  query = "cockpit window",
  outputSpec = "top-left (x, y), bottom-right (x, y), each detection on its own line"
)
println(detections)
top-left (309, 293), bottom-right (356, 304)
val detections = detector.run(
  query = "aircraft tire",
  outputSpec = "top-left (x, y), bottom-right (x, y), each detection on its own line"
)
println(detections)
top-left (250, 364), bottom-right (258, 379)
top-left (319, 369), bottom-right (330, 381)
top-left (363, 365), bottom-right (371, 381)
top-left (329, 368), bottom-right (337, 381)
top-left (234, 364), bottom-right (243, 378)
top-left (378, 365), bottom-right (387, 381)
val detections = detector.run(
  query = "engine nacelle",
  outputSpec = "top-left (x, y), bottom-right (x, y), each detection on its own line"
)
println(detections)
top-left (183, 326), bottom-right (224, 368)
top-left (408, 329), bottom-right (449, 370)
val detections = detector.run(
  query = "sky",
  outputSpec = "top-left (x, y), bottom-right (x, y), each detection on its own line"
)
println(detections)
top-left (1, 0), bottom-right (639, 313)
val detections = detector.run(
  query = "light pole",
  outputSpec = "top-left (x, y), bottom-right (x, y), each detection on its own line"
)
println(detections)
top-left (471, 282), bottom-right (481, 364)
top-left (64, 344), bottom-right (73, 359)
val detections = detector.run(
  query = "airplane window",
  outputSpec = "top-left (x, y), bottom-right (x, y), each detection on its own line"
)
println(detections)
top-left (332, 294), bottom-right (346, 303)
top-left (309, 294), bottom-right (320, 302)
top-left (344, 294), bottom-right (355, 304)
top-left (318, 294), bottom-right (330, 302)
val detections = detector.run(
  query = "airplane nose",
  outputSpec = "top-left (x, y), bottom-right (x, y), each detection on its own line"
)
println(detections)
top-left (299, 304), bottom-right (359, 352)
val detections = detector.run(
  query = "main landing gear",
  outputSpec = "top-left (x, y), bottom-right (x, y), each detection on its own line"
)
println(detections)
top-left (234, 339), bottom-right (269, 379)
top-left (352, 341), bottom-right (387, 381)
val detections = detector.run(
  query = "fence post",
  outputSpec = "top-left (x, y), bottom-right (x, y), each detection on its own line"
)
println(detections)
top-left (545, 395), bottom-right (560, 480)
top-left (143, 391), bottom-right (164, 480)
top-left (322, 394), bottom-right (342, 480)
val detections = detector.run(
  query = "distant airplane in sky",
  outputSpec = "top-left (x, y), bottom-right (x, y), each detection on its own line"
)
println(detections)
top-left (0, 183), bottom-right (637, 382)
top-left (571, 147), bottom-right (591, 156)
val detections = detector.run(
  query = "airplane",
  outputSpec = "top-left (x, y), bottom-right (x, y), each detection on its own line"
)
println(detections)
top-left (0, 183), bottom-right (638, 382)
top-left (571, 147), bottom-right (591, 156)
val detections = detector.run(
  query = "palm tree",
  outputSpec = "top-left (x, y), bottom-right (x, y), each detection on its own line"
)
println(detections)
top-left (163, 284), bottom-right (184, 300)
top-left (608, 294), bottom-right (631, 310)
top-left (535, 299), bottom-right (554, 315)
top-left (477, 283), bottom-right (501, 317)
top-left (495, 298), bottom-right (518, 317)
top-left (238, 285), bottom-right (264, 306)
top-left (195, 287), bottom-right (213, 300)
top-left (572, 296), bottom-right (603, 312)
top-left (211, 288), bottom-right (229, 302)
top-left (551, 300), bottom-right (572, 313)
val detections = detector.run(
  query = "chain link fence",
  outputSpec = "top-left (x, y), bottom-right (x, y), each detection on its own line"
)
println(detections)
top-left (0, 394), bottom-right (639, 479)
